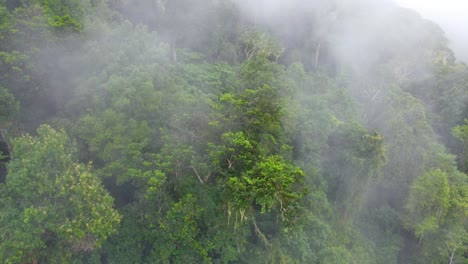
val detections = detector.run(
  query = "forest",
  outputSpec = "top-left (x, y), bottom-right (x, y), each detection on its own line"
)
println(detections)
top-left (0, 0), bottom-right (467, 263)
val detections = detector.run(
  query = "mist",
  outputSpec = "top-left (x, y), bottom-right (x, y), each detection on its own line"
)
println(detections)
top-left (395, 0), bottom-right (468, 63)
top-left (0, 0), bottom-right (467, 263)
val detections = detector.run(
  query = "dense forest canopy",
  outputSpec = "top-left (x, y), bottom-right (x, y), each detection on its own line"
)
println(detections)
top-left (0, 0), bottom-right (467, 263)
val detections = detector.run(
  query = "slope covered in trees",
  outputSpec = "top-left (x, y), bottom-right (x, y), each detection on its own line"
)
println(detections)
top-left (0, 0), bottom-right (467, 263)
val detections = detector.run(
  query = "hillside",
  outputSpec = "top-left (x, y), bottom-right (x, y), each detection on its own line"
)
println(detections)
top-left (0, 0), bottom-right (467, 263)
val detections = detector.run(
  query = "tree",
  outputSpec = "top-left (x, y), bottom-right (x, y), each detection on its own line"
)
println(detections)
top-left (437, 224), bottom-right (468, 264)
top-left (41, 0), bottom-right (86, 32)
top-left (0, 86), bottom-right (18, 157)
top-left (453, 119), bottom-right (468, 173)
top-left (208, 55), bottom-right (306, 222)
top-left (241, 30), bottom-right (284, 62)
top-left (319, 246), bottom-right (352, 264)
top-left (0, 125), bottom-right (120, 263)
top-left (405, 169), bottom-right (451, 244)
top-left (152, 194), bottom-right (212, 263)
top-left (0, 0), bottom-right (15, 43)
top-left (227, 155), bottom-right (306, 220)
top-left (324, 122), bottom-right (386, 219)
top-left (77, 109), bottom-right (152, 183)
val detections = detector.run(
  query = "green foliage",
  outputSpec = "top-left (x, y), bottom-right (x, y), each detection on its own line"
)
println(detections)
top-left (0, 125), bottom-right (120, 263)
top-left (439, 224), bottom-right (468, 264)
top-left (405, 169), bottom-right (451, 239)
top-left (41, 0), bottom-right (85, 31)
top-left (227, 155), bottom-right (305, 218)
top-left (0, 86), bottom-right (18, 121)
top-left (0, 49), bottom-right (33, 93)
top-left (0, 0), bottom-right (15, 42)
top-left (241, 30), bottom-right (284, 61)
top-left (453, 119), bottom-right (468, 173)
top-left (1, 0), bottom-right (467, 262)
top-left (324, 122), bottom-right (387, 219)
top-left (77, 109), bottom-right (152, 182)
top-left (319, 247), bottom-right (352, 264)
top-left (153, 194), bottom-right (212, 263)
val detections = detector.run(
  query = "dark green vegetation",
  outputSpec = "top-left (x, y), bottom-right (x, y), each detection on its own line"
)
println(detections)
top-left (0, 0), bottom-right (467, 263)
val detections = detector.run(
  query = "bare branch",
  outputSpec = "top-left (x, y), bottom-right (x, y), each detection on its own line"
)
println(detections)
top-left (252, 218), bottom-right (271, 247)
top-left (190, 166), bottom-right (205, 184)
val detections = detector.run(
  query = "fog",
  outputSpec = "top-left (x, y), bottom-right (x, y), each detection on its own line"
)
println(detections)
top-left (1, 0), bottom-right (467, 263)
top-left (395, 0), bottom-right (468, 62)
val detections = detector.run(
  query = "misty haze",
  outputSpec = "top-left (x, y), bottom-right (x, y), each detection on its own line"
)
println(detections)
top-left (0, 0), bottom-right (466, 263)
top-left (395, 0), bottom-right (468, 63)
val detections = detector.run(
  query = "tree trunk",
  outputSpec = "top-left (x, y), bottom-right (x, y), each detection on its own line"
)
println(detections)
top-left (315, 41), bottom-right (321, 67)
top-left (0, 129), bottom-right (12, 160)
top-left (171, 46), bottom-right (177, 62)
top-left (449, 250), bottom-right (455, 264)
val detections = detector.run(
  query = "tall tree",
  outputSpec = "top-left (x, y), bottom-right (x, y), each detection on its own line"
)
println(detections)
top-left (0, 125), bottom-right (120, 263)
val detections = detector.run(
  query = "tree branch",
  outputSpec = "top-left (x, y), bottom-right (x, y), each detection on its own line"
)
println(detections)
top-left (252, 218), bottom-right (271, 247)
top-left (190, 166), bottom-right (205, 184)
